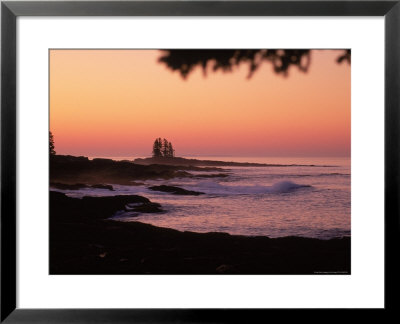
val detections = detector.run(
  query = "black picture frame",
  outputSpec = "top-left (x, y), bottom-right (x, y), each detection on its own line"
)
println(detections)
top-left (1, 0), bottom-right (399, 322)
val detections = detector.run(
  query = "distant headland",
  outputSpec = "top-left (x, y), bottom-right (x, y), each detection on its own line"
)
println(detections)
top-left (133, 156), bottom-right (321, 167)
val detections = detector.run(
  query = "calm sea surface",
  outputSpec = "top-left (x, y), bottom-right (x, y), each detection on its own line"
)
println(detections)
top-left (55, 156), bottom-right (351, 239)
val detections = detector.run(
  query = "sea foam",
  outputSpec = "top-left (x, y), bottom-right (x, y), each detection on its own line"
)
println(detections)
top-left (187, 180), bottom-right (311, 195)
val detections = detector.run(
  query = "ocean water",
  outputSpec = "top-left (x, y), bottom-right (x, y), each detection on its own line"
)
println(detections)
top-left (54, 156), bottom-right (351, 239)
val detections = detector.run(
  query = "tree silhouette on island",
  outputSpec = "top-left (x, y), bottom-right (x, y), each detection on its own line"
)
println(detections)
top-left (152, 138), bottom-right (175, 158)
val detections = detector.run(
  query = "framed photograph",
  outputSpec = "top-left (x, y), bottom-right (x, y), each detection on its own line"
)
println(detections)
top-left (48, 47), bottom-right (351, 275)
top-left (1, 0), bottom-right (399, 322)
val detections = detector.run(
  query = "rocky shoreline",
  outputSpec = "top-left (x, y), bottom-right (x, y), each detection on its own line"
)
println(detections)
top-left (50, 155), bottom-right (226, 185)
top-left (149, 185), bottom-right (204, 195)
top-left (50, 191), bottom-right (351, 275)
top-left (133, 156), bottom-right (324, 167)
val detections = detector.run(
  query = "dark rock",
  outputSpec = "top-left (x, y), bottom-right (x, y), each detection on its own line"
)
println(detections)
top-left (133, 203), bottom-right (163, 213)
top-left (50, 182), bottom-right (114, 191)
top-left (195, 173), bottom-right (229, 178)
top-left (124, 201), bottom-right (163, 213)
top-left (50, 182), bottom-right (89, 190)
top-left (50, 192), bottom-right (351, 275)
top-left (51, 155), bottom-right (89, 162)
top-left (90, 184), bottom-right (114, 191)
top-left (50, 154), bottom-right (215, 185)
top-left (133, 156), bottom-right (322, 167)
top-left (50, 191), bottom-right (162, 223)
top-left (148, 185), bottom-right (204, 196)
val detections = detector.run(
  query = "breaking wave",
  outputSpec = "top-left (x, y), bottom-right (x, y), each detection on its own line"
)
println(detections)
top-left (187, 180), bottom-right (311, 195)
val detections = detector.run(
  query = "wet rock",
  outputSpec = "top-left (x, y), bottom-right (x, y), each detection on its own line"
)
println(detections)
top-left (50, 182), bottom-right (114, 191)
top-left (194, 173), bottom-right (229, 178)
top-left (50, 182), bottom-right (89, 190)
top-left (90, 184), bottom-right (114, 191)
top-left (50, 191), bottom-right (162, 223)
top-left (130, 202), bottom-right (163, 213)
top-left (149, 185), bottom-right (204, 196)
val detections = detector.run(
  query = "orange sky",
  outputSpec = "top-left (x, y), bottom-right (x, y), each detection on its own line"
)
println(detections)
top-left (50, 49), bottom-right (350, 157)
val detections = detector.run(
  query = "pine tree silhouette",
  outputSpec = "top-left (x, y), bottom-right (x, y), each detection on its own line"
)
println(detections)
top-left (50, 131), bottom-right (56, 155)
top-left (152, 138), bottom-right (175, 157)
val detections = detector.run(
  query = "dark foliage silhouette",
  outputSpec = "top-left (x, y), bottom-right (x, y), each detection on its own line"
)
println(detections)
top-left (152, 137), bottom-right (162, 157)
top-left (152, 138), bottom-right (175, 158)
top-left (159, 49), bottom-right (350, 79)
top-left (50, 131), bottom-right (56, 155)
